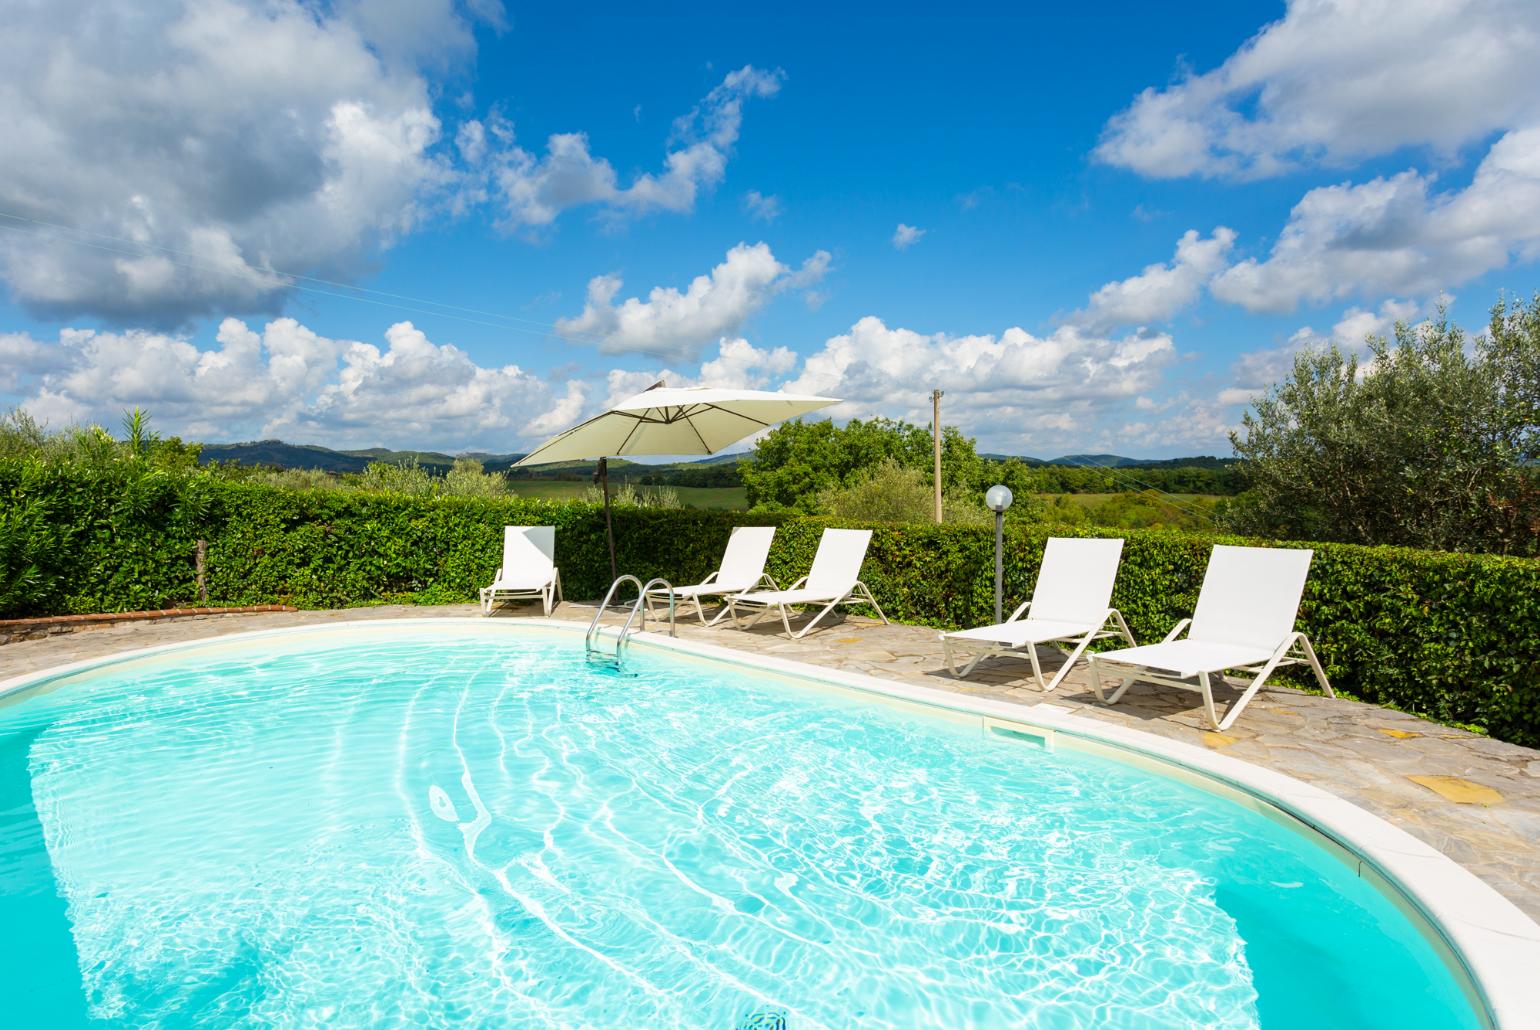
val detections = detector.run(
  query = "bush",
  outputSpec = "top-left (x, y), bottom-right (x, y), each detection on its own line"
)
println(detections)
top-left (579, 482), bottom-right (682, 509)
top-left (3, 460), bottom-right (1537, 748)
top-left (816, 459), bottom-right (996, 525)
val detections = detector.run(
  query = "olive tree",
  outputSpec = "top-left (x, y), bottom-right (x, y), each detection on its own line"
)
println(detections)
top-left (1224, 296), bottom-right (1540, 555)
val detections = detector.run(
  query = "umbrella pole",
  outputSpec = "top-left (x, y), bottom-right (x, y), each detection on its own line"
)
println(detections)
top-left (600, 456), bottom-right (617, 581)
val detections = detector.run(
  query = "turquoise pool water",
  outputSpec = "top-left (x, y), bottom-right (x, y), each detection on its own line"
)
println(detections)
top-left (0, 624), bottom-right (1478, 1028)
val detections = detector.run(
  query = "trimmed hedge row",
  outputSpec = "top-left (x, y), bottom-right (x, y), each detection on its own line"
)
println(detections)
top-left (4, 464), bottom-right (1538, 747)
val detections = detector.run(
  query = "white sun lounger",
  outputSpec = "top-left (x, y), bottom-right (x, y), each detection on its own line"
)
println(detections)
top-left (940, 537), bottom-right (1134, 690)
top-left (727, 528), bottom-right (887, 638)
top-left (479, 526), bottom-right (562, 616)
top-left (644, 526), bottom-right (779, 625)
top-left (1088, 544), bottom-right (1333, 730)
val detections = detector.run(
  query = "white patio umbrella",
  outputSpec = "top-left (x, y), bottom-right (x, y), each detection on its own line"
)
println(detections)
top-left (514, 383), bottom-right (838, 579)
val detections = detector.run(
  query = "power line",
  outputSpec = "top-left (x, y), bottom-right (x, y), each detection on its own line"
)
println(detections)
top-left (0, 209), bottom-right (687, 361)
top-left (1053, 456), bottom-right (1223, 526)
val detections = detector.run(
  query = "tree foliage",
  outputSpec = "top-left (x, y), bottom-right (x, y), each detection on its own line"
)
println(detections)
top-left (816, 459), bottom-right (993, 524)
top-left (1225, 298), bottom-right (1540, 554)
top-left (743, 416), bottom-right (985, 513)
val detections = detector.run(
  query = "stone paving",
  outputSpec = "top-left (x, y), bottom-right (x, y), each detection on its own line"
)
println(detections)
top-left (4, 601), bottom-right (1539, 922)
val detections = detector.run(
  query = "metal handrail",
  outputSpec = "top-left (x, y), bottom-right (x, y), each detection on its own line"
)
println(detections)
top-left (586, 574), bottom-right (642, 659)
top-left (637, 578), bottom-right (676, 640)
top-left (585, 575), bottom-right (676, 665)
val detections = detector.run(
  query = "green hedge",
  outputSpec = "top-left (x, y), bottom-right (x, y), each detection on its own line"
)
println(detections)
top-left (3, 462), bottom-right (1537, 747)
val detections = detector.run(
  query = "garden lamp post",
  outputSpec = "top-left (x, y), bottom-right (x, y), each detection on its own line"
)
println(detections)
top-left (985, 484), bottom-right (1013, 622)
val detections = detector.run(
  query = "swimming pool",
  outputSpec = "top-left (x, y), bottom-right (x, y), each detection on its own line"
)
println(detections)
top-left (0, 621), bottom-right (1524, 1026)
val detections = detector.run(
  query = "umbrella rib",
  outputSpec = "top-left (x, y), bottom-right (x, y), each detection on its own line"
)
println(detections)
top-left (616, 414), bottom-right (647, 455)
top-left (703, 402), bottom-right (770, 427)
top-left (686, 414), bottom-right (712, 453)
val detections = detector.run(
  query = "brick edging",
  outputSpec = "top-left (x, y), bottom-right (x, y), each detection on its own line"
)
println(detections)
top-left (0, 604), bottom-right (298, 630)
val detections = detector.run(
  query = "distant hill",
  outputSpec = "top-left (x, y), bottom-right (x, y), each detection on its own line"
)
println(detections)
top-left (199, 440), bottom-right (1228, 483)
top-left (980, 453), bottom-right (1234, 469)
top-left (197, 441), bottom-right (735, 481)
top-left (199, 441), bottom-right (380, 473)
top-left (1048, 453), bottom-right (1146, 468)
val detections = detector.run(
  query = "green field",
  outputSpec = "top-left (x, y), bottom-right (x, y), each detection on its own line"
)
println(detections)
top-left (507, 482), bottom-right (749, 509)
top-left (1036, 491), bottom-right (1224, 531)
top-left (1038, 492), bottom-right (1219, 508)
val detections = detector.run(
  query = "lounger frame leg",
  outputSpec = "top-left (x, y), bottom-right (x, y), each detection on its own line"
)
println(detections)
top-left (707, 575), bottom-right (776, 628)
top-left (949, 609), bottom-right (1136, 688)
top-left (1091, 631), bottom-right (1332, 730)
top-left (784, 582), bottom-right (886, 639)
top-left (943, 635), bottom-right (1001, 679)
top-left (1206, 632), bottom-right (1333, 730)
top-left (1043, 610), bottom-right (1136, 692)
top-left (789, 599), bottom-right (840, 639)
top-left (852, 581), bottom-right (888, 624)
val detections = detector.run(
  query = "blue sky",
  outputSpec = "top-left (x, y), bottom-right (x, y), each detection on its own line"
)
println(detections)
top-left (3, 0), bottom-right (1539, 457)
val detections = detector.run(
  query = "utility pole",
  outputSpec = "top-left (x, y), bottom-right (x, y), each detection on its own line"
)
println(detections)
top-left (932, 389), bottom-right (943, 523)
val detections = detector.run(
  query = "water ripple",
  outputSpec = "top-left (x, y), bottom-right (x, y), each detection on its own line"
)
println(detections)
top-left (0, 626), bottom-right (1477, 1028)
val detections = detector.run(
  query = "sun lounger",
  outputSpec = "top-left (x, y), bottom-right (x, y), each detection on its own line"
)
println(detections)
top-left (1088, 544), bottom-right (1332, 730)
top-left (727, 528), bottom-right (887, 638)
top-left (645, 526), bottom-right (779, 625)
top-left (479, 526), bottom-right (562, 616)
top-left (941, 537), bottom-right (1134, 690)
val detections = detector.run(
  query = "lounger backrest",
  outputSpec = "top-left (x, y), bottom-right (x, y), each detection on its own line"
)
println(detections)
top-left (805, 528), bottom-right (873, 594)
top-left (1029, 537), bottom-right (1124, 624)
top-left (1189, 545), bottom-right (1312, 650)
top-left (715, 526), bottom-right (776, 589)
top-left (501, 525), bottom-right (556, 579)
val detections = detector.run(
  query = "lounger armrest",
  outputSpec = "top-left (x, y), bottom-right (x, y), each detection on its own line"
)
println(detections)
top-left (697, 570), bottom-right (721, 587)
top-left (1006, 600), bottom-right (1032, 623)
top-left (1161, 618), bottom-right (1192, 644)
top-left (787, 576), bottom-right (808, 591)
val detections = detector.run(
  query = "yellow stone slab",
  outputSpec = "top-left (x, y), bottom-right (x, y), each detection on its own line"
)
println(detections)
top-left (1202, 732), bottom-right (1240, 749)
top-left (1377, 727), bottom-right (1422, 740)
top-left (1407, 775), bottom-right (1503, 806)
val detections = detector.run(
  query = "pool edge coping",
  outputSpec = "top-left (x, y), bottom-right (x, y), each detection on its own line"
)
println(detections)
top-left (3, 614), bottom-right (1537, 1027)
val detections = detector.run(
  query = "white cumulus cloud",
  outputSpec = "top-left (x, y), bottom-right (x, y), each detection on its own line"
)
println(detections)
top-left (1211, 128), bottom-right (1540, 312)
top-left (0, 0), bottom-right (500, 324)
top-left (1215, 298), bottom-right (1421, 406)
top-left (892, 224), bottom-right (926, 249)
top-left (475, 66), bottom-right (783, 230)
top-left (554, 243), bottom-right (830, 361)
top-left (742, 190), bottom-right (783, 222)
top-left (782, 316), bottom-right (1177, 453)
top-left (3, 311), bottom-right (1200, 457)
top-left (1096, 0), bottom-right (1540, 180)
top-left (4, 318), bottom-right (593, 450)
top-left (1074, 228), bottom-right (1236, 330)
top-left (601, 336), bottom-right (799, 408)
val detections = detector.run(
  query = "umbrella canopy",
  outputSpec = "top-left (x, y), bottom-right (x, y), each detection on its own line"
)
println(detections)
top-left (513, 386), bottom-right (838, 466)
top-left (512, 385), bottom-right (838, 585)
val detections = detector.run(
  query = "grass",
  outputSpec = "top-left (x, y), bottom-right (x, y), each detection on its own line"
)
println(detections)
top-left (1035, 492), bottom-right (1226, 531)
top-left (506, 482), bottom-right (749, 510)
top-left (1037, 492), bottom-right (1220, 508)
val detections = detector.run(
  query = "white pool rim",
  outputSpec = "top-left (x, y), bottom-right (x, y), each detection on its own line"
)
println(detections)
top-left (3, 616), bottom-right (1537, 1028)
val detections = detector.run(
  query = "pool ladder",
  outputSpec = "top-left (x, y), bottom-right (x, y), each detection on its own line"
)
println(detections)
top-left (585, 575), bottom-right (676, 665)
